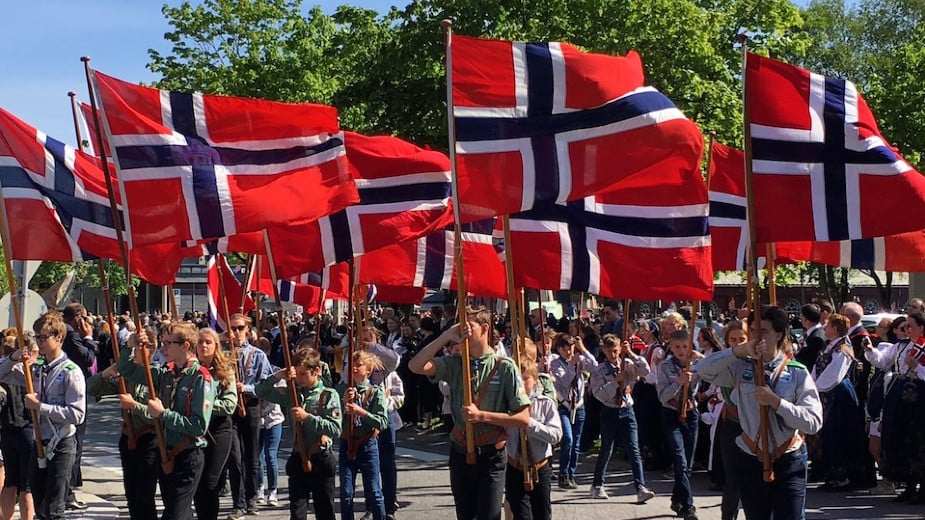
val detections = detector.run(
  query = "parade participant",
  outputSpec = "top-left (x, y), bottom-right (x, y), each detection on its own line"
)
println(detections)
top-left (812, 313), bottom-right (866, 490)
top-left (227, 313), bottom-right (273, 518)
top-left (588, 334), bottom-right (654, 503)
top-left (409, 305), bottom-right (531, 520)
top-left (119, 321), bottom-right (215, 520)
top-left (549, 333), bottom-right (597, 489)
top-left (357, 327), bottom-right (400, 387)
top-left (381, 369), bottom-right (405, 519)
top-left (295, 335), bottom-right (334, 388)
top-left (716, 320), bottom-right (748, 520)
top-left (193, 328), bottom-right (238, 520)
top-left (514, 338), bottom-right (556, 400)
top-left (657, 329), bottom-right (701, 520)
top-left (86, 326), bottom-right (159, 520)
top-left (698, 306), bottom-right (823, 520)
top-left (340, 350), bottom-right (389, 520)
top-left (795, 304), bottom-right (825, 369)
top-left (257, 348), bottom-right (341, 520)
top-left (634, 319), bottom-right (664, 471)
top-left (504, 363), bottom-right (562, 520)
top-left (0, 313), bottom-right (86, 520)
top-left (60, 303), bottom-right (95, 512)
top-left (0, 334), bottom-right (37, 520)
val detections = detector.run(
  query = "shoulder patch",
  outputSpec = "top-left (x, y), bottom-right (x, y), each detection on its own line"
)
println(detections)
top-left (786, 360), bottom-right (808, 371)
top-left (498, 356), bottom-right (519, 371)
top-left (64, 362), bottom-right (78, 371)
top-left (197, 365), bottom-right (213, 382)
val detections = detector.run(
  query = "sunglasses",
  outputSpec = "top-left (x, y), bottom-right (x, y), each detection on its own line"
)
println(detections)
top-left (35, 334), bottom-right (55, 342)
top-left (230, 326), bottom-right (247, 332)
top-left (162, 339), bottom-right (184, 346)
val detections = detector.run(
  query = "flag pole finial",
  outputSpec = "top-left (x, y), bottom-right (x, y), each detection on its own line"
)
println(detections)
top-left (441, 19), bottom-right (453, 29)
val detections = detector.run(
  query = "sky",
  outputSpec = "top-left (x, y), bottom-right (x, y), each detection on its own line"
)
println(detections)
top-left (0, 0), bottom-right (397, 148)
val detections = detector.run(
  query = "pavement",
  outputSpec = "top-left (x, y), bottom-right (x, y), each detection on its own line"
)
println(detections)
top-left (51, 398), bottom-right (925, 519)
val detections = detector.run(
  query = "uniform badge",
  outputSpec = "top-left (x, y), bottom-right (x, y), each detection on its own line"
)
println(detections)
top-left (742, 368), bottom-right (754, 382)
top-left (331, 406), bottom-right (341, 419)
top-left (779, 372), bottom-right (793, 383)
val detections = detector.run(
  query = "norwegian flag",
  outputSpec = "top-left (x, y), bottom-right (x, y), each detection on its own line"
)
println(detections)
top-left (78, 101), bottom-right (112, 159)
top-left (92, 70), bottom-right (358, 246)
top-left (195, 231), bottom-right (265, 256)
top-left (360, 219), bottom-right (507, 298)
top-left (374, 285), bottom-right (427, 305)
top-left (777, 231), bottom-right (925, 271)
top-left (254, 255), bottom-right (350, 303)
top-left (206, 254), bottom-right (256, 332)
top-left (504, 135), bottom-right (713, 300)
top-left (708, 142), bottom-right (805, 271)
top-left (269, 131), bottom-right (453, 277)
top-left (451, 35), bottom-right (703, 221)
top-left (0, 107), bottom-right (188, 285)
top-left (746, 52), bottom-right (925, 243)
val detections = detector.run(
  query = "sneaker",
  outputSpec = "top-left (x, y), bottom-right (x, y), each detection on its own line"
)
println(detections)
top-left (870, 481), bottom-right (895, 496)
top-left (680, 506), bottom-right (698, 520)
top-left (360, 512), bottom-right (373, 520)
top-left (268, 491), bottom-right (279, 507)
top-left (226, 510), bottom-right (245, 520)
top-left (65, 500), bottom-right (88, 511)
top-left (567, 476), bottom-right (578, 489)
top-left (246, 500), bottom-right (261, 515)
top-left (557, 475), bottom-right (569, 489)
top-left (255, 494), bottom-right (266, 505)
top-left (670, 501), bottom-right (683, 515)
top-left (590, 485), bottom-right (609, 499)
top-left (636, 486), bottom-right (655, 504)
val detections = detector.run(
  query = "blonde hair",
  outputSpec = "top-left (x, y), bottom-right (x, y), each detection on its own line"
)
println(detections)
top-left (353, 350), bottom-right (384, 372)
top-left (165, 321), bottom-right (199, 351)
top-left (198, 328), bottom-right (234, 388)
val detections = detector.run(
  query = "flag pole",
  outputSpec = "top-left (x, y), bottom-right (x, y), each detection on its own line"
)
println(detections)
top-left (263, 230), bottom-right (312, 472)
top-left (215, 255), bottom-right (247, 417)
top-left (621, 299), bottom-right (632, 341)
top-left (313, 288), bottom-right (327, 340)
top-left (347, 260), bottom-right (359, 454)
top-left (766, 243), bottom-right (778, 306)
top-left (69, 89), bottom-right (138, 450)
top-left (678, 301), bottom-right (696, 422)
top-left (167, 283), bottom-right (179, 320)
top-left (501, 215), bottom-right (535, 490)
top-left (0, 184), bottom-right (46, 465)
top-left (442, 18), bottom-right (476, 464)
top-left (82, 56), bottom-right (171, 473)
top-left (737, 35), bottom-right (774, 483)
top-left (239, 254), bottom-right (256, 314)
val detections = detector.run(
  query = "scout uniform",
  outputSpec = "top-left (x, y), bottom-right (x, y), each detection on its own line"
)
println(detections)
top-left (118, 347), bottom-right (215, 520)
top-left (434, 352), bottom-right (530, 520)
top-left (589, 355), bottom-right (653, 501)
top-left (549, 350), bottom-right (597, 487)
top-left (87, 371), bottom-right (158, 520)
top-left (697, 349), bottom-right (823, 520)
top-left (0, 353), bottom-right (85, 520)
top-left (657, 355), bottom-right (699, 519)
top-left (256, 376), bottom-right (341, 520)
top-left (195, 367), bottom-right (238, 520)
top-left (339, 381), bottom-right (389, 520)
top-left (504, 386), bottom-right (562, 520)
top-left (233, 341), bottom-right (273, 513)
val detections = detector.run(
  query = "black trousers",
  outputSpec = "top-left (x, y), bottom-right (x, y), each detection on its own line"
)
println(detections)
top-left (230, 403), bottom-right (260, 509)
top-left (287, 449), bottom-right (337, 520)
top-left (717, 419), bottom-right (742, 520)
top-left (120, 431), bottom-right (160, 520)
top-left (31, 435), bottom-right (77, 520)
top-left (736, 445), bottom-right (808, 520)
top-left (195, 415), bottom-right (234, 520)
top-left (448, 443), bottom-right (506, 520)
top-left (160, 447), bottom-right (204, 520)
top-left (505, 462), bottom-right (552, 520)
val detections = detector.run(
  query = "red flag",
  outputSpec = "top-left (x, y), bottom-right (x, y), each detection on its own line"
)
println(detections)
top-left (451, 35), bottom-right (702, 221)
top-left (78, 101), bottom-right (112, 159)
top-left (269, 131), bottom-right (453, 277)
top-left (746, 52), bottom-right (925, 243)
top-left (93, 70), bottom-right (358, 246)
top-left (360, 220), bottom-right (507, 298)
top-left (207, 255), bottom-right (256, 332)
top-left (0, 107), bottom-right (187, 285)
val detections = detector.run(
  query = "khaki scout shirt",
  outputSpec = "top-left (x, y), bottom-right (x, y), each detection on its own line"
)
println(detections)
top-left (256, 378), bottom-right (342, 452)
top-left (86, 372), bottom-right (154, 430)
top-left (434, 352), bottom-right (530, 447)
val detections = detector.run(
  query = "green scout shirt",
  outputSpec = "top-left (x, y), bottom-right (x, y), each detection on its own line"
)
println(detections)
top-left (86, 372), bottom-right (154, 430)
top-left (118, 347), bottom-right (215, 449)
top-left (538, 372), bottom-right (557, 401)
top-left (207, 366), bottom-right (238, 417)
top-left (341, 382), bottom-right (388, 439)
top-left (320, 361), bottom-right (334, 388)
top-left (433, 352), bottom-right (530, 447)
top-left (256, 377), bottom-right (342, 453)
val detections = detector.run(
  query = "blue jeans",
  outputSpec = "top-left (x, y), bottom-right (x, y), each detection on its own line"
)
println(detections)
top-left (557, 405), bottom-right (585, 478)
top-left (339, 438), bottom-right (385, 520)
top-left (662, 407), bottom-right (698, 508)
top-left (593, 406), bottom-right (646, 490)
top-left (736, 445), bottom-right (808, 520)
top-left (378, 427), bottom-right (397, 514)
top-left (257, 423), bottom-right (282, 493)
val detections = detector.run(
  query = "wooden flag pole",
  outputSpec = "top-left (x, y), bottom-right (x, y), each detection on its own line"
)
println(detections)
top-left (0, 187), bottom-right (46, 464)
top-left (313, 289), bottom-right (327, 340)
top-left (766, 243), bottom-right (778, 306)
top-left (442, 18), bottom-right (475, 464)
top-left (167, 284), bottom-right (179, 320)
top-left (737, 35), bottom-right (774, 483)
top-left (82, 56), bottom-right (171, 472)
top-left (68, 90), bottom-right (138, 449)
top-left (502, 215), bottom-right (535, 490)
top-left (622, 299), bottom-right (632, 341)
top-left (263, 231), bottom-right (311, 472)
top-left (215, 255), bottom-right (247, 417)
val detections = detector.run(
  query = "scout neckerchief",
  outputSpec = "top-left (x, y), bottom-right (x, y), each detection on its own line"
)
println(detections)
top-left (353, 380), bottom-right (373, 428)
top-left (39, 354), bottom-right (69, 402)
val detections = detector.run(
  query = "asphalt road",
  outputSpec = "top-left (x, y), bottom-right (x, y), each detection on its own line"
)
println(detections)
top-left (55, 398), bottom-right (925, 519)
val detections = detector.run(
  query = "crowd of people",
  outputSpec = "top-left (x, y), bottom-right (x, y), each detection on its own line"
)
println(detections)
top-left (0, 296), bottom-right (922, 520)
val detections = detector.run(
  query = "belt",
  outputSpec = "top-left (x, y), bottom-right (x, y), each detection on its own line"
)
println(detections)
top-left (507, 455), bottom-right (549, 472)
top-left (451, 440), bottom-right (506, 456)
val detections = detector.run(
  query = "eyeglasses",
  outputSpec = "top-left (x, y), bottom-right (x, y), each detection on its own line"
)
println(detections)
top-left (230, 326), bottom-right (247, 332)
top-left (162, 339), bottom-right (184, 346)
top-left (35, 334), bottom-right (55, 342)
